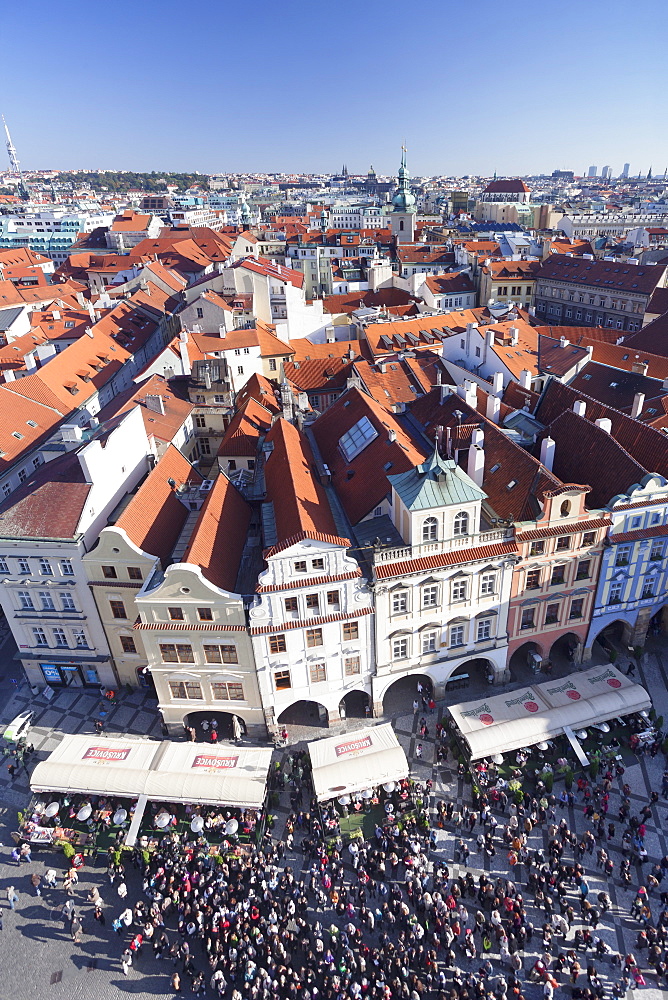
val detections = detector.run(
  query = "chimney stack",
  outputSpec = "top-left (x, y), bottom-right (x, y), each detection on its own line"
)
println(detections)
top-left (560, 336), bottom-right (570, 348)
top-left (486, 393), bottom-right (501, 423)
top-left (492, 370), bottom-right (504, 396)
top-left (519, 370), bottom-right (532, 390)
top-left (540, 436), bottom-right (556, 472)
top-left (631, 359), bottom-right (648, 376)
top-left (631, 392), bottom-right (645, 418)
top-left (467, 431), bottom-right (485, 487)
top-left (595, 417), bottom-right (612, 434)
top-left (573, 399), bottom-right (586, 417)
top-left (459, 380), bottom-right (477, 408)
top-left (388, 429), bottom-right (397, 443)
top-left (509, 326), bottom-right (519, 346)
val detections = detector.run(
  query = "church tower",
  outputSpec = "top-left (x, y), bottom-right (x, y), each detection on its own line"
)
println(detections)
top-left (390, 147), bottom-right (416, 243)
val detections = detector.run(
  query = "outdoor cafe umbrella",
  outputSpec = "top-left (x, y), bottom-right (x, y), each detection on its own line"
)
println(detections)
top-left (76, 803), bottom-right (92, 822)
top-left (45, 802), bottom-right (60, 818)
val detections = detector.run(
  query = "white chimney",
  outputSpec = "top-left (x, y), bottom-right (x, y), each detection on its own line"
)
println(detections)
top-left (540, 436), bottom-right (555, 471)
top-left (573, 399), bottom-right (586, 417)
top-left (467, 435), bottom-right (485, 487)
top-left (218, 324), bottom-right (226, 339)
top-left (631, 392), bottom-right (645, 418)
top-left (663, 376), bottom-right (668, 390)
top-left (486, 393), bottom-right (501, 423)
top-left (464, 380), bottom-right (478, 408)
top-left (4, 369), bottom-right (15, 382)
top-left (509, 326), bottom-right (519, 346)
top-left (595, 417), bottom-right (612, 434)
top-left (388, 429), bottom-right (397, 443)
top-left (519, 370), bottom-right (532, 390)
top-left (492, 371), bottom-right (504, 396)
top-left (560, 336), bottom-right (570, 348)
top-left (179, 336), bottom-right (191, 376)
top-left (24, 352), bottom-right (37, 371)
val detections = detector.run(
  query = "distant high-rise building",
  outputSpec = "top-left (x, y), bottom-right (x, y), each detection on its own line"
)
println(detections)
top-left (587, 165), bottom-right (597, 177)
top-left (601, 165), bottom-right (611, 180)
top-left (621, 163), bottom-right (630, 178)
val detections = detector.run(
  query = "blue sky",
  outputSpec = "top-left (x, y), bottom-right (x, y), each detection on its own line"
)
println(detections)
top-left (2, 0), bottom-right (667, 176)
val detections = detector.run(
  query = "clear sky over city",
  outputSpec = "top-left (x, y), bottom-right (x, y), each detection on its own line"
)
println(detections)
top-left (2, 0), bottom-right (667, 177)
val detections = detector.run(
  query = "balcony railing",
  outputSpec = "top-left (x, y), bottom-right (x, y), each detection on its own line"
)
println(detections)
top-left (373, 528), bottom-right (514, 565)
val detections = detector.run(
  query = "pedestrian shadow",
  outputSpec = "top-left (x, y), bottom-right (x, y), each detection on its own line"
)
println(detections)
top-left (110, 973), bottom-right (173, 993)
top-left (19, 920), bottom-right (67, 943)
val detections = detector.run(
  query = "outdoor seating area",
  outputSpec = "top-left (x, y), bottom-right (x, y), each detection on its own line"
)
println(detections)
top-left (25, 734), bottom-right (273, 853)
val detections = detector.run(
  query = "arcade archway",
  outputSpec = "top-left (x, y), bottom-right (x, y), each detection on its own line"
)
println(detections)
top-left (277, 700), bottom-right (329, 728)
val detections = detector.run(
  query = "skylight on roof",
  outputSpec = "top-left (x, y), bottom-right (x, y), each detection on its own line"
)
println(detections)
top-left (339, 415), bottom-right (378, 462)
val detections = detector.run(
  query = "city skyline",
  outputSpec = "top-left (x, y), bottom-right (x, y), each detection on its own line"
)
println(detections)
top-left (2, 0), bottom-right (667, 176)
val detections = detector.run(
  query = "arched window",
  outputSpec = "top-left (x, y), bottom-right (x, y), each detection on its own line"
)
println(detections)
top-left (453, 511), bottom-right (469, 536)
top-left (560, 500), bottom-right (571, 517)
top-left (399, 220), bottom-right (404, 231)
top-left (422, 516), bottom-right (438, 542)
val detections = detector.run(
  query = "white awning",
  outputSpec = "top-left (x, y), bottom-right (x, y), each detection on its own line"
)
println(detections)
top-left (144, 743), bottom-right (273, 809)
top-left (449, 665), bottom-right (651, 761)
top-left (308, 724), bottom-right (408, 802)
top-left (30, 735), bottom-right (272, 809)
top-left (30, 735), bottom-right (162, 797)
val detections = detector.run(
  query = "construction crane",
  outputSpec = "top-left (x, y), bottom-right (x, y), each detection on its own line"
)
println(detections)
top-left (2, 115), bottom-right (29, 200)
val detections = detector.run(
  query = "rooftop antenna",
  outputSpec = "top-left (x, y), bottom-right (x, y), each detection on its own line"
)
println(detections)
top-left (2, 115), bottom-right (28, 200)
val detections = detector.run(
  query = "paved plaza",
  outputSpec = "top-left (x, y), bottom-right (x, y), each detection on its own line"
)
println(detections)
top-left (0, 633), bottom-right (668, 999)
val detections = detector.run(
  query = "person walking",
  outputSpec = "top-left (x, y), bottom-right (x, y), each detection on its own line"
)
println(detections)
top-left (31, 873), bottom-right (42, 897)
top-left (6, 886), bottom-right (18, 910)
top-left (70, 914), bottom-right (82, 944)
top-left (121, 948), bottom-right (133, 976)
top-left (171, 970), bottom-right (181, 993)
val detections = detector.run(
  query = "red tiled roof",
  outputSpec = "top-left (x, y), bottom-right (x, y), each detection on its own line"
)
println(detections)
top-left (115, 444), bottom-right (202, 564)
top-left (234, 373), bottom-right (282, 414)
top-left (263, 419), bottom-right (340, 544)
top-left (483, 179), bottom-right (529, 194)
top-left (95, 374), bottom-right (194, 446)
top-left (535, 254), bottom-right (666, 295)
top-left (250, 606), bottom-right (372, 634)
top-left (256, 569), bottom-right (360, 593)
top-left (424, 272), bottom-right (476, 295)
top-left (535, 379), bottom-right (668, 483)
top-left (284, 356), bottom-right (356, 393)
top-left (263, 530), bottom-right (350, 559)
top-left (0, 450), bottom-right (90, 539)
top-left (182, 474), bottom-right (252, 592)
top-left (217, 397), bottom-right (272, 458)
top-left (515, 517), bottom-right (609, 542)
top-left (608, 523), bottom-right (668, 544)
top-left (311, 387), bottom-right (428, 525)
top-left (375, 541), bottom-right (519, 580)
top-left (288, 338), bottom-right (370, 362)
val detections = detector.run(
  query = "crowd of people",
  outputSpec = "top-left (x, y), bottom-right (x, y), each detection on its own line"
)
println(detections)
top-left (13, 733), bottom-right (661, 1000)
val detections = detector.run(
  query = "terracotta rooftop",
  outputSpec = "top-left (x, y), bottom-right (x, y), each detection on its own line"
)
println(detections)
top-left (535, 254), bottom-right (666, 295)
top-left (217, 397), bottom-right (273, 457)
top-left (311, 387), bottom-right (428, 525)
top-left (424, 272), bottom-right (476, 295)
top-left (182, 474), bottom-right (251, 592)
top-left (264, 418), bottom-right (340, 542)
top-left (95, 374), bottom-right (194, 446)
top-left (115, 444), bottom-right (201, 564)
top-left (234, 372), bottom-right (282, 414)
top-left (0, 450), bottom-right (90, 539)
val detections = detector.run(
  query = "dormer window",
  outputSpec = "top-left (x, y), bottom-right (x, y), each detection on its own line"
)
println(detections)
top-left (422, 517), bottom-right (438, 542)
top-left (560, 500), bottom-right (571, 517)
top-left (453, 511), bottom-right (469, 536)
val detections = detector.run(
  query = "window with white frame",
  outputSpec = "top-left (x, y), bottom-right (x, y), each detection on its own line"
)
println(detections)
top-left (392, 590), bottom-right (408, 614)
top-left (53, 628), bottom-right (68, 647)
top-left (39, 591), bottom-right (55, 611)
top-left (422, 516), bottom-right (438, 542)
top-left (642, 579), bottom-right (655, 599)
top-left (452, 579), bottom-right (467, 602)
top-left (422, 584), bottom-right (438, 608)
top-left (33, 627), bottom-right (47, 646)
top-left (480, 573), bottom-right (496, 596)
top-left (421, 630), bottom-right (438, 653)
top-left (609, 582), bottom-right (623, 604)
top-left (60, 559), bottom-right (74, 576)
top-left (476, 618), bottom-right (492, 642)
top-left (73, 629), bottom-right (88, 647)
top-left (392, 636), bottom-right (409, 659)
top-left (453, 511), bottom-right (469, 536)
top-left (18, 590), bottom-right (33, 609)
top-left (449, 624), bottom-right (465, 647)
top-left (0, 556), bottom-right (8, 573)
top-left (39, 558), bottom-right (53, 576)
top-left (61, 592), bottom-right (76, 611)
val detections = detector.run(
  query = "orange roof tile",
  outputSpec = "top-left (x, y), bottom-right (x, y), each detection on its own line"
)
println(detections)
top-left (182, 474), bottom-right (252, 591)
top-left (264, 418), bottom-right (340, 542)
top-left (217, 397), bottom-right (273, 457)
top-left (115, 444), bottom-right (202, 563)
